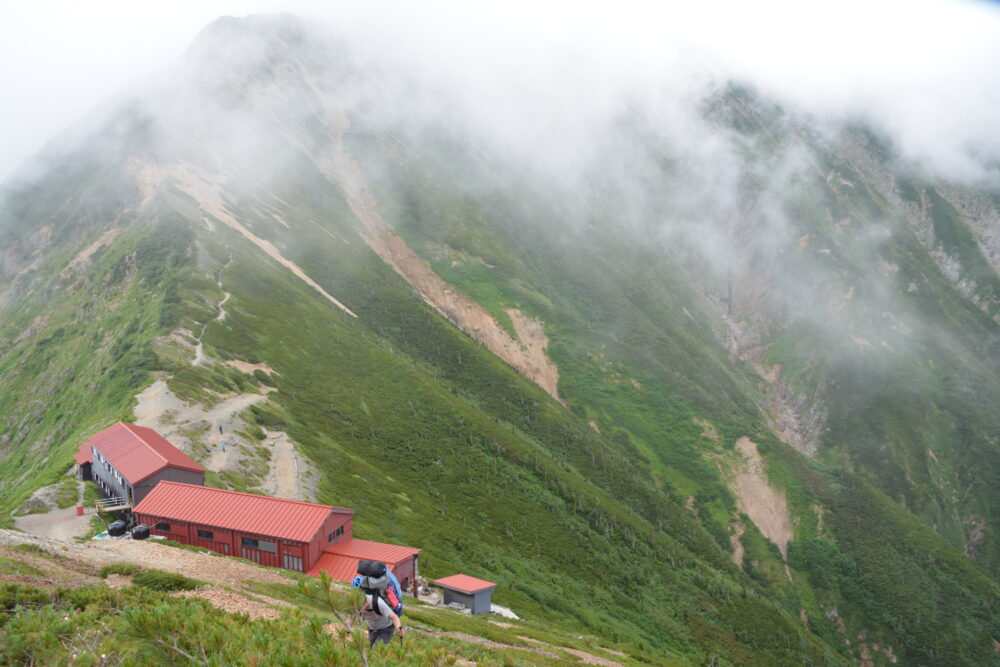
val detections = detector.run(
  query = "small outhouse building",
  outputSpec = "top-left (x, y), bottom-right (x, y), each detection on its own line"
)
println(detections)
top-left (434, 574), bottom-right (497, 614)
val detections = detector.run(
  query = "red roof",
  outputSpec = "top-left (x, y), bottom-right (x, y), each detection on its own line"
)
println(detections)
top-left (308, 538), bottom-right (421, 579)
top-left (433, 574), bottom-right (497, 594)
top-left (89, 422), bottom-right (202, 484)
top-left (73, 442), bottom-right (92, 465)
top-left (133, 481), bottom-right (352, 543)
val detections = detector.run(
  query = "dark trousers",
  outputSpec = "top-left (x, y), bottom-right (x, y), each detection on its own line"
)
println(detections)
top-left (368, 624), bottom-right (395, 648)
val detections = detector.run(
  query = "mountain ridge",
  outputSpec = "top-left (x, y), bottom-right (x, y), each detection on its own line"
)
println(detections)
top-left (1, 13), bottom-right (998, 664)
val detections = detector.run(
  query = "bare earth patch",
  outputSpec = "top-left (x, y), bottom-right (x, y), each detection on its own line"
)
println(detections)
top-left (226, 360), bottom-right (277, 376)
top-left (134, 380), bottom-right (271, 446)
top-left (14, 504), bottom-right (91, 542)
top-left (727, 437), bottom-right (794, 566)
top-left (441, 633), bottom-right (559, 660)
top-left (170, 162), bottom-right (357, 318)
top-left (133, 380), bottom-right (317, 501)
top-left (516, 636), bottom-right (624, 666)
top-left (693, 418), bottom-right (720, 443)
top-left (730, 521), bottom-right (746, 566)
top-left (61, 227), bottom-right (122, 277)
top-left (298, 101), bottom-right (564, 404)
top-left (174, 585), bottom-right (292, 620)
top-left (103, 573), bottom-right (132, 589)
top-left (261, 429), bottom-right (311, 500)
top-left (0, 530), bottom-right (293, 590)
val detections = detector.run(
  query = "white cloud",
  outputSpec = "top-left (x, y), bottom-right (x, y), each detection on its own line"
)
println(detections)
top-left (1, 0), bottom-right (998, 183)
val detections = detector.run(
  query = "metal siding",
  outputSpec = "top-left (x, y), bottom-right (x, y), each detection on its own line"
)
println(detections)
top-left (472, 590), bottom-right (493, 614)
top-left (133, 479), bottom-right (158, 506)
top-left (135, 468), bottom-right (205, 505)
top-left (393, 557), bottom-right (415, 587)
top-left (443, 590), bottom-right (475, 609)
top-left (306, 536), bottom-right (320, 572)
top-left (132, 482), bottom-right (352, 543)
top-left (92, 461), bottom-right (130, 503)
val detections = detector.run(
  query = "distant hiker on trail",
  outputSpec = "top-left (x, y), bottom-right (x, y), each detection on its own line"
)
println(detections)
top-left (218, 424), bottom-right (223, 434)
top-left (352, 560), bottom-right (405, 648)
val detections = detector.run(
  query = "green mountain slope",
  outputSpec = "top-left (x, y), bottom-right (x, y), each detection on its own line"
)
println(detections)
top-left (1, 14), bottom-right (998, 665)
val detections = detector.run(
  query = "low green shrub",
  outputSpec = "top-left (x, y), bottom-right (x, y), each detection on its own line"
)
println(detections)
top-left (100, 562), bottom-right (140, 578)
top-left (131, 569), bottom-right (199, 592)
top-left (12, 543), bottom-right (46, 555)
top-left (53, 477), bottom-right (79, 509)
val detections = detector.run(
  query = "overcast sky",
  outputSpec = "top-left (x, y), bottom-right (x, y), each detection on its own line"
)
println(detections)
top-left (1, 0), bottom-right (999, 184)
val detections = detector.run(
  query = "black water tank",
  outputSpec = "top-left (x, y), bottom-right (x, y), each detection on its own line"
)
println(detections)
top-left (131, 524), bottom-right (150, 540)
top-left (108, 521), bottom-right (127, 537)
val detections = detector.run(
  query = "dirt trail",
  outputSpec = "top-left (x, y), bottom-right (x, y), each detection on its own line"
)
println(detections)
top-left (0, 529), bottom-right (292, 589)
top-left (727, 437), bottom-right (794, 573)
top-left (170, 162), bottom-right (356, 318)
top-left (192, 256), bottom-right (232, 367)
top-left (134, 380), bottom-right (313, 501)
top-left (262, 430), bottom-right (301, 499)
top-left (133, 380), bottom-right (272, 440)
top-left (438, 632), bottom-right (623, 666)
top-left (284, 90), bottom-right (563, 403)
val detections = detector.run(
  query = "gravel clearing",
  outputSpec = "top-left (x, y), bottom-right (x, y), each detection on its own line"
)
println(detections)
top-left (173, 585), bottom-right (291, 619)
top-left (0, 530), bottom-right (293, 589)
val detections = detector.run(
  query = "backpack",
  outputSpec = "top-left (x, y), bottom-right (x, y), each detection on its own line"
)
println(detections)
top-left (357, 560), bottom-right (403, 616)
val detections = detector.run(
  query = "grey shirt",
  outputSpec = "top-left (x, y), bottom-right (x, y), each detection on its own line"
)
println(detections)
top-left (360, 594), bottom-right (394, 630)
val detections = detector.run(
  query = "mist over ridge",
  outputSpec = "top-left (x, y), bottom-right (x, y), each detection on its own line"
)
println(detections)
top-left (0, 8), bottom-right (998, 665)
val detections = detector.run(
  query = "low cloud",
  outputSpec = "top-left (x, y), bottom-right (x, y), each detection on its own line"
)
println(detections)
top-left (2, 1), bottom-right (999, 184)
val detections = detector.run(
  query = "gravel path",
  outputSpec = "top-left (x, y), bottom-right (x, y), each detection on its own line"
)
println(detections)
top-left (174, 585), bottom-right (293, 619)
top-left (13, 504), bottom-right (91, 541)
top-left (0, 529), bottom-right (293, 589)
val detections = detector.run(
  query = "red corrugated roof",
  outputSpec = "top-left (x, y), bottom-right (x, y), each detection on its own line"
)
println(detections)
top-left (73, 442), bottom-right (92, 465)
top-left (89, 422), bottom-right (202, 484)
top-left (433, 574), bottom-right (497, 593)
top-left (308, 552), bottom-right (361, 581)
top-left (133, 481), bottom-right (353, 543)
top-left (308, 538), bottom-right (421, 579)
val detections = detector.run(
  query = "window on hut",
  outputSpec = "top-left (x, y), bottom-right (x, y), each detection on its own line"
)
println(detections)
top-left (242, 537), bottom-right (277, 553)
top-left (155, 522), bottom-right (170, 531)
top-left (197, 529), bottom-right (214, 540)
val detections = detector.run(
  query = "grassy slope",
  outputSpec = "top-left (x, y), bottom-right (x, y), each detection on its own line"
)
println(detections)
top-left (334, 98), bottom-right (1000, 662)
top-left (182, 179), bottom-right (837, 663)
top-left (0, 70), bottom-right (997, 665)
top-left (0, 153), bottom-right (193, 510)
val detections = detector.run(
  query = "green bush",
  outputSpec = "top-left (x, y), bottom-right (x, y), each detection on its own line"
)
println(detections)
top-left (53, 477), bottom-right (79, 509)
top-left (100, 562), bottom-right (140, 578)
top-left (131, 569), bottom-right (199, 592)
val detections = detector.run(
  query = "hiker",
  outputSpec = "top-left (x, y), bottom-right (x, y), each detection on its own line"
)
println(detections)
top-left (357, 585), bottom-right (404, 647)
top-left (352, 560), bottom-right (405, 648)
